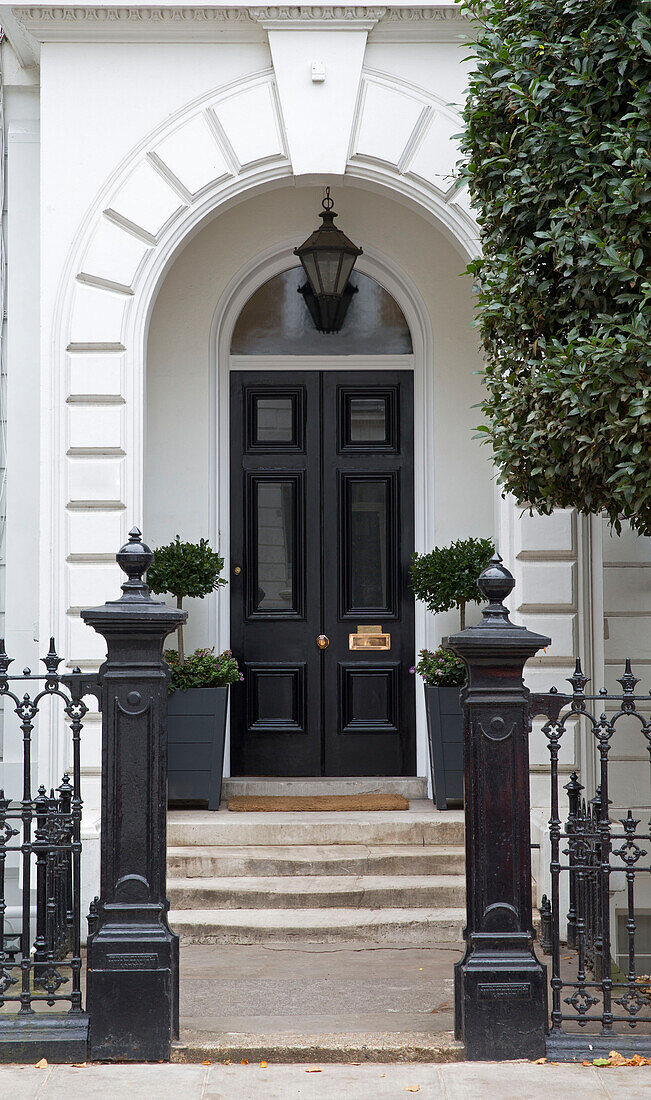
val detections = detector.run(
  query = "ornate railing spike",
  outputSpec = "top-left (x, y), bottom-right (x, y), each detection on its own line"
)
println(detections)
top-left (532, 652), bottom-right (651, 1055)
top-left (0, 649), bottom-right (99, 1020)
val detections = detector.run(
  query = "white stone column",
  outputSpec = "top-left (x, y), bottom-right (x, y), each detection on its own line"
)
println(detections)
top-left (3, 118), bottom-right (40, 797)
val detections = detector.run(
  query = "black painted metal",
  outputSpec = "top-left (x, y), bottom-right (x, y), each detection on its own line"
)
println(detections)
top-left (294, 188), bottom-right (363, 333)
top-left (82, 528), bottom-right (186, 1062)
top-left (448, 554), bottom-right (550, 1061)
top-left (532, 664), bottom-right (651, 1061)
top-left (0, 644), bottom-right (97, 1061)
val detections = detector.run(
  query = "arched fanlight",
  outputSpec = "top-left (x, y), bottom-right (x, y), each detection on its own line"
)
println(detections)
top-left (294, 188), bottom-right (363, 333)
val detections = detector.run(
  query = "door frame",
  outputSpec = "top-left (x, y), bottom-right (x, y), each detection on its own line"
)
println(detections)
top-left (210, 241), bottom-right (436, 783)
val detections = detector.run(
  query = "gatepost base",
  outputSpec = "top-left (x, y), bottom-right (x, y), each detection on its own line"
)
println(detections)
top-left (457, 939), bottom-right (548, 1061)
top-left (87, 924), bottom-right (179, 1062)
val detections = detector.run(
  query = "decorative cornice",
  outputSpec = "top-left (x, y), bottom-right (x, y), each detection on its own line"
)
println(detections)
top-left (383, 7), bottom-right (468, 20)
top-left (13, 6), bottom-right (255, 26)
top-left (249, 6), bottom-right (387, 31)
top-left (12, 6), bottom-right (262, 44)
top-left (12, 5), bottom-right (469, 42)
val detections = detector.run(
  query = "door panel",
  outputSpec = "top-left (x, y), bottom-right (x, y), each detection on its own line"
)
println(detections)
top-left (230, 369), bottom-right (414, 777)
top-left (341, 474), bottom-right (397, 616)
top-left (230, 372), bottom-right (321, 775)
top-left (247, 474), bottom-right (303, 616)
top-left (322, 371), bottom-right (415, 776)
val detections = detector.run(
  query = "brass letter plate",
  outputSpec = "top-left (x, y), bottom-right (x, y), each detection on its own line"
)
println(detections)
top-left (349, 625), bottom-right (391, 651)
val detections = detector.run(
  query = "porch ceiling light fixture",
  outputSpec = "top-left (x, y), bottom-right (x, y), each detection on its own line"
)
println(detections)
top-left (294, 188), bottom-right (363, 333)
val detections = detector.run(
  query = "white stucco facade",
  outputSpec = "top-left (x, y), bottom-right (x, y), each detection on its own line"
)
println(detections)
top-left (0, 4), bottom-right (648, 914)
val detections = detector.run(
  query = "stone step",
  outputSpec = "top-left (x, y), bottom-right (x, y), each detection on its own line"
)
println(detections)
top-left (167, 805), bottom-right (464, 848)
top-left (169, 907), bottom-right (466, 946)
top-left (167, 844), bottom-right (466, 879)
top-left (222, 777), bottom-right (429, 799)
top-left (171, 1031), bottom-right (463, 1064)
top-left (168, 874), bottom-right (466, 911)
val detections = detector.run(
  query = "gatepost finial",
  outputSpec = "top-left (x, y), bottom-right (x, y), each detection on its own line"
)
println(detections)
top-left (116, 528), bottom-right (154, 601)
top-left (477, 552), bottom-right (515, 623)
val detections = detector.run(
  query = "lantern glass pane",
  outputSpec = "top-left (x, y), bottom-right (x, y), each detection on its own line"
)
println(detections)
top-left (301, 253), bottom-right (319, 295)
top-left (336, 253), bottom-right (357, 296)
top-left (315, 251), bottom-right (342, 295)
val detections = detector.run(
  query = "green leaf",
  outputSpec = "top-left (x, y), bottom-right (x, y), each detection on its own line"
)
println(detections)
top-left (457, 0), bottom-right (651, 538)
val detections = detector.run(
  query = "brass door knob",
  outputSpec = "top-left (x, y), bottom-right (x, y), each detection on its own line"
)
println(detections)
top-left (233, 565), bottom-right (242, 575)
top-left (316, 634), bottom-right (329, 650)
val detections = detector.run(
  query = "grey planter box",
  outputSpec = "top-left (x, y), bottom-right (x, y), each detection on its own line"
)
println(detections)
top-left (167, 686), bottom-right (228, 811)
top-left (425, 684), bottom-right (464, 810)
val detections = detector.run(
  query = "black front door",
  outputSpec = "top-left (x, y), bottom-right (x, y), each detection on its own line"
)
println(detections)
top-left (230, 370), bottom-right (415, 776)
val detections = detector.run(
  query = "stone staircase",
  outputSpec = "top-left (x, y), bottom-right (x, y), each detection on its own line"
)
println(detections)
top-left (167, 778), bottom-right (466, 946)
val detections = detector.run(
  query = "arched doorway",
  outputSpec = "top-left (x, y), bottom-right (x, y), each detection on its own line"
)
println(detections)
top-left (228, 267), bottom-right (415, 776)
top-left (144, 183), bottom-right (490, 788)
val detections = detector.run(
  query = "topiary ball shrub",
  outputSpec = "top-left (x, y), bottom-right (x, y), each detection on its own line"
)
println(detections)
top-left (147, 536), bottom-right (226, 661)
top-left (410, 537), bottom-right (495, 630)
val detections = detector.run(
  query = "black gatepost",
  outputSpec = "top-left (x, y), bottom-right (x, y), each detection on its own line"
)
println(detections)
top-left (448, 554), bottom-right (550, 1060)
top-left (82, 528), bottom-right (186, 1061)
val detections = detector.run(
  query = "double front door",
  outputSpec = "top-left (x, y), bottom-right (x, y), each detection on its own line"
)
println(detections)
top-left (230, 369), bottom-right (415, 776)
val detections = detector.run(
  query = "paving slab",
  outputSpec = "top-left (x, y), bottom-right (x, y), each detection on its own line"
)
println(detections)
top-left (0, 1062), bottom-right (648, 1100)
top-left (176, 942), bottom-right (461, 1062)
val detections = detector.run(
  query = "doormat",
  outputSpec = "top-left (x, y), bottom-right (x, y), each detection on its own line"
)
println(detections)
top-left (227, 793), bottom-right (409, 812)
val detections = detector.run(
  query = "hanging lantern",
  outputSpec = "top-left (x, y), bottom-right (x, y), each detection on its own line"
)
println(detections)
top-left (294, 188), bottom-right (363, 333)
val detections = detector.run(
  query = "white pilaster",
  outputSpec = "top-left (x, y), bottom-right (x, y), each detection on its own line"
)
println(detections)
top-left (3, 119), bottom-right (40, 795)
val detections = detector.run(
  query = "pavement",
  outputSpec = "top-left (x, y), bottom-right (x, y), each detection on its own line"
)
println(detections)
top-left (174, 942), bottom-right (462, 1061)
top-left (1, 1061), bottom-right (649, 1099)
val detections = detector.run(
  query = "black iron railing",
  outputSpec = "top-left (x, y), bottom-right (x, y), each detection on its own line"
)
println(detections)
top-left (0, 641), bottom-right (96, 1019)
top-left (532, 660), bottom-right (651, 1056)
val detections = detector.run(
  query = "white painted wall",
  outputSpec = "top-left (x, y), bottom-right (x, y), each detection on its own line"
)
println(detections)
top-left (0, 43), bottom-right (41, 936)
top-left (16, 13), bottom-right (479, 899)
top-left (601, 519), bottom-right (651, 816)
top-left (1, 5), bottom-right (646, 925)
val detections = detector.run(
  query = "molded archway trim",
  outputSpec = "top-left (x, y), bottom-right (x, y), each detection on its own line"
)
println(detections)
top-left (50, 64), bottom-right (479, 682)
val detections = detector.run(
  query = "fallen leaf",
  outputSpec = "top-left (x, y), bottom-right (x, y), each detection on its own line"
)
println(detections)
top-left (35, 1059), bottom-right (48, 1069)
top-left (533, 1057), bottom-right (546, 1064)
top-left (349, 1062), bottom-right (361, 1065)
top-left (201, 1061), bottom-right (211, 1066)
top-left (241, 1059), bottom-right (248, 1065)
top-left (582, 1061), bottom-right (592, 1067)
top-left (260, 1061), bottom-right (267, 1069)
top-left (608, 1051), bottom-right (628, 1067)
top-left (563, 956), bottom-right (572, 960)
top-left (306, 1067), bottom-right (322, 1073)
top-left (72, 1064), bottom-right (87, 1068)
top-left (596, 1050), bottom-right (651, 1068)
top-left (224, 1060), bottom-right (231, 1065)
top-left (405, 1087), bottom-right (420, 1094)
